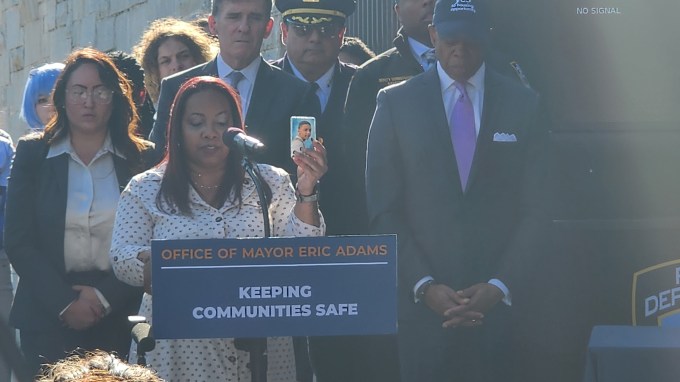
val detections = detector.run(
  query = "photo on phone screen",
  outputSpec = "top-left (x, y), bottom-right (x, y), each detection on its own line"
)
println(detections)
top-left (290, 116), bottom-right (316, 158)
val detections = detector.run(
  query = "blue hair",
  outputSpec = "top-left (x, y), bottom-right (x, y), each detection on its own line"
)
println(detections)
top-left (20, 62), bottom-right (65, 129)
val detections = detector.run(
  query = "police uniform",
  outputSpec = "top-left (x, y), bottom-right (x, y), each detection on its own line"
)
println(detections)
top-left (343, 27), bottom-right (426, 236)
top-left (272, 56), bottom-right (356, 236)
top-left (273, 0), bottom-right (358, 236)
top-left (274, 1), bottom-right (401, 381)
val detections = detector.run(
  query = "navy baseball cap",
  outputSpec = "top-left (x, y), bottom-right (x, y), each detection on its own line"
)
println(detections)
top-left (275, 0), bottom-right (356, 25)
top-left (432, 0), bottom-right (490, 42)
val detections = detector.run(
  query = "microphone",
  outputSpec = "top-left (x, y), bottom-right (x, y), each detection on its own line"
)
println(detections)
top-left (131, 322), bottom-right (155, 353)
top-left (223, 127), bottom-right (265, 156)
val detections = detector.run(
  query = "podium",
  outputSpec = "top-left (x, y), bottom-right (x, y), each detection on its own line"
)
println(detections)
top-left (584, 326), bottom-right (680, 382)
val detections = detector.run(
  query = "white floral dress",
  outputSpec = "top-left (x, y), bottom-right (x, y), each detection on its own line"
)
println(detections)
top-left (110, 164), bottom-right (325, 381)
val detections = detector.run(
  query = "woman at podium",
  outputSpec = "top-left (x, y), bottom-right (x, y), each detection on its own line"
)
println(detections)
top-left (109, 76), bottom-right (326, 381)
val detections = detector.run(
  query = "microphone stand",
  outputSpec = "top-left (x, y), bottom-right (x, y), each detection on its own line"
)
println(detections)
top-left (235, 156), bottom-right (270, 382)
top-left (242, 157), bottom-right (271, 238)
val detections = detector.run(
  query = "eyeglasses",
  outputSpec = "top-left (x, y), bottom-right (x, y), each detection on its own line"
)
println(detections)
top-left (287, 22), bottom-right (343, 39)
top-left (66, 86), bottom-right (115, 105)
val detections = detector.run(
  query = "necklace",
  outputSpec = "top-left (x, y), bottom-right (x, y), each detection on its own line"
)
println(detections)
top-left (194, 182), bottom-right (220, 190)
top-left (192, 172), bottom-right (221, 190)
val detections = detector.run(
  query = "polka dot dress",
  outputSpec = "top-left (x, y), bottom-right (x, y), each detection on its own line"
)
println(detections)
top-left (110, 164), bottom-right (325, 381)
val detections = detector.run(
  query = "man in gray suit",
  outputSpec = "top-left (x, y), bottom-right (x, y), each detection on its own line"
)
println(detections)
top-left (366, 0), bottom-right (546, 381)
top-left (149, 0), bottom-right (318, 171)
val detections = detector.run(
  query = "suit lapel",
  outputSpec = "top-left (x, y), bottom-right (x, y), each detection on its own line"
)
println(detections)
top-left (281, 55), bottom-right (295, 75)
top-left (418, 69), bottom-right (464, 197)
top-left (244, 59), bottom-right (275, 132)
top-left (202, 58), bottom-right (219, 77)
top-left (466, 69), bottom-right (502, 190)
top-left (46, 154), bottom-right (69, 209)
top-left (324, 62), bottom-right (351, 116)
top-left (42, 154), bottom-right (69, 269)
top-left (113, 156), bottom-right (132, 192)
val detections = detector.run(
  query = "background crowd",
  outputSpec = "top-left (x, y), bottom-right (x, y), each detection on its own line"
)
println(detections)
top-left (0, 0), bottom-right (546, 381)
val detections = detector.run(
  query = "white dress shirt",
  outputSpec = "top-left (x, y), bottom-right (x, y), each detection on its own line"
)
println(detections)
top-left (437, 61), bottom-right (486, 136)
top-left (47, 135), bottom-right (122, 274)
top-left (49, 135), bottom-right (124, 314)
top-left (408, 37), bottom-right (434, 70)
top-left (216, 54), bottom-right (262, 117)
top-left (289, 60), bottom-right (335, 113)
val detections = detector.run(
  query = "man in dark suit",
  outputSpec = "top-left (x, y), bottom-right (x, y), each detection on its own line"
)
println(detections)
top-left (149, 0), bottom-right (318, 171)
top-left (366, 0), bottom-right (546, 381)
top-left (343, 0), bottom-right (435, 236)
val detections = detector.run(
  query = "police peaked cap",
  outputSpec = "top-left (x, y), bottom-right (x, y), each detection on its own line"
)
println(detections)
top-left (276, 0), bottom-right (357, 24)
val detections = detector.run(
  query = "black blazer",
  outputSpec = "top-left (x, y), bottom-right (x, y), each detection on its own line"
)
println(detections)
top-left (271, 55), bottom-right (357, 234)
top-left (4, 135), bottom-right (154, 330)
top-left (366, 67), bottom-right (547, 319)
top-left (342, 29), bottom-right (425, 234)
top-left (149, 57), bottom-right (320, 171)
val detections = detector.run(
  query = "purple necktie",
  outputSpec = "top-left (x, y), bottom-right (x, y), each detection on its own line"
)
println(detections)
top-left (450, 82), bottom-right (477, 190)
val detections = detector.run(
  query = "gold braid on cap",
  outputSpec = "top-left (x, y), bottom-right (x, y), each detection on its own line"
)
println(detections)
top-left (282, 8), bottom-right (347, 19)
top-left (290, 15), bottom-right (334, 24)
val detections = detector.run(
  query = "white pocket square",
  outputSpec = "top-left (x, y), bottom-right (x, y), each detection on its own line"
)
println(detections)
top-left (493, 132), bottom-right (517, 142)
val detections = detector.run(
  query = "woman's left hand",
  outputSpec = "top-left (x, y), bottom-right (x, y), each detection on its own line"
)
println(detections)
top-left (293, 139), bottom-right (328, 194)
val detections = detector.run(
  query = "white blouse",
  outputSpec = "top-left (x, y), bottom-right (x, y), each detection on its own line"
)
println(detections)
top-left (48, 135), bottom-right (122, 274)
top-left (110, 164), bottom-right (325, 382)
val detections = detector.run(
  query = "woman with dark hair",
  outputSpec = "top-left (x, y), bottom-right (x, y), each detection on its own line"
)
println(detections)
top-left (110, 76), bottom-right (327, 381)
top-left (4, 47), bottom-right (155, 375)
top-left (108, 51), bottom-right (157, 139)
top-left (133, 17), bottom-right (215, 106)
top-left (339, 36), bottom-right (376, 66)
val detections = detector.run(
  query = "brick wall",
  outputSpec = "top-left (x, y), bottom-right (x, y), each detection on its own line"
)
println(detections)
top-left (0, 0), bottom-right (285, 139)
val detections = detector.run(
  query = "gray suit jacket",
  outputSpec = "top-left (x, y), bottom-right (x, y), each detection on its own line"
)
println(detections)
top-left (366, 66), bottom-right (546, 320)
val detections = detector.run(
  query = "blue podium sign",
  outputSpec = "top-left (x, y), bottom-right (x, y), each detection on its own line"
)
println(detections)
top-left (151, 235), bottom-right (397, 339)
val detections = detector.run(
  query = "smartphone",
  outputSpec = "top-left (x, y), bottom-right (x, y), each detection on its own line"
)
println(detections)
top-left (290, 116), bottom-right (316, 158)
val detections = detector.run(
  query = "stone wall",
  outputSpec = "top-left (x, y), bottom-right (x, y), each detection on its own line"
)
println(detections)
top-left (0, 0), bottom-right (285, 139)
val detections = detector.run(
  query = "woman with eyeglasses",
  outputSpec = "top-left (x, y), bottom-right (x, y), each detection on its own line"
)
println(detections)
top-left (19, 62), bottom-right (65, 130)
top-left (4, 47), bottom-right (156, 376)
